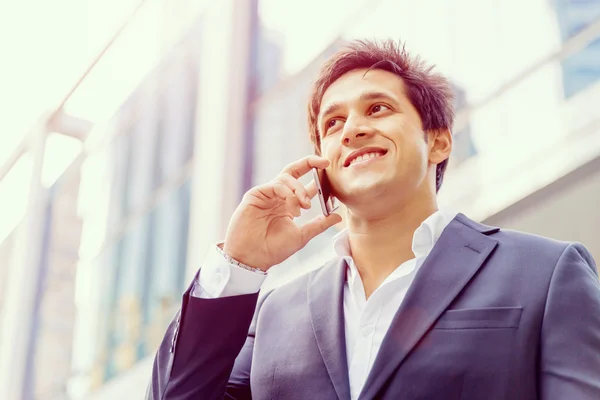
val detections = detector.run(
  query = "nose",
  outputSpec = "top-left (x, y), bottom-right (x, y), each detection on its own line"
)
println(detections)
top-left (340, 114), bottom-right (375, 145)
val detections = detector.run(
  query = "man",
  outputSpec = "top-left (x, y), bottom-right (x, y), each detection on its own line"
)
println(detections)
top-left (148, 39), bottom-right (600, 399)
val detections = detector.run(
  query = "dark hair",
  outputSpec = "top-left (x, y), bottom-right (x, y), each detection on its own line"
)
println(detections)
top-left (307, 38), bottom-right (455, 192)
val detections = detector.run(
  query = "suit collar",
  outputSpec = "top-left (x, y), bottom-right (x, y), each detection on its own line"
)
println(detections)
top-left (454, 212), bottom-right (500, 235)
top-left (357, 213), bottom-right (499, 399)
top-left (308, 258), bottom-right (352, 400)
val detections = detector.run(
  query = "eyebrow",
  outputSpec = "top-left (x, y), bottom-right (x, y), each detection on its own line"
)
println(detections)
top-left (318, 90), bottom-right (399, 125)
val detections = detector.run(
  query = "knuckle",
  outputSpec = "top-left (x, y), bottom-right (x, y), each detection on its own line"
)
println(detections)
top-left (272, 180), bottom-right (287, 190)
top-left (268, 181), bottom-right (279, 190)
top-left (274, 173), bottom-right (289, 184)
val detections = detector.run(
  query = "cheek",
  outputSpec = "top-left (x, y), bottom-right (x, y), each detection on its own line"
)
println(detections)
top-left (321, 141), bottom-right (340, 161)
top-left (390, 134), bottom-right (429, 169)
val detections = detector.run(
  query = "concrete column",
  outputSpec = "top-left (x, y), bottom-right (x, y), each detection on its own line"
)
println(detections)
top-left (0, 123), bottom-right (49, 400)
top-left (185, 0), bottom-right (255, 281)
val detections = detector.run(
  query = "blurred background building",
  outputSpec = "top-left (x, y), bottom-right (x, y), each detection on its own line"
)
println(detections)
top-left (0, 0), bottom-right (599, 398)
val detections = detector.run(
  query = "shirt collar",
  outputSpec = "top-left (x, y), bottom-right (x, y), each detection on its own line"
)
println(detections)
top-left (332, 210), bottom-right (457, 283)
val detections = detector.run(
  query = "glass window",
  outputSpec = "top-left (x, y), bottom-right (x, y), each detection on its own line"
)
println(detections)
top-left (106, 216), bottom-right (150, 375)
top-left (182, 55), bottom-right (199, 163)
top-left (257, 0), bottom-right (364, 76)
top-left (143, 180), bottom-right (191, 352)
top-left (450, 84), bottom-right (477, 168)
top-left (158, 54), bottom-right (198, 180)
top-left (79, 251), bottom-right (113, 387)
top-left (149, 54), bottom-right (199, 190)
top-left (553, 0), bottom-right (600, 40)
top-left (126, 95), bottom-right (160, 211)
top-left (251, 25), bottom-right (285, 98)
top-left (552, 0), bottom-right (600, 98)
top-left (344, 0), bottom-right (561, 104)
top-left (103, 237), bottom-right (125, 381)
top-left (153, 91), bottom-right (167, 190)
top-left (106, 131), bottom-right (133, 224)
top-left (560, 37), bottom-right (600, 98)
top-left (99, 182), bottom-right (187, 381)
top-left (438, 60), bottom-right (583, 214)
top-left (250, 41), bottom-right (343, 187)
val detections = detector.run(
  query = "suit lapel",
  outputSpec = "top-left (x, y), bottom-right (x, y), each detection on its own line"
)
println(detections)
top-left (308, 258), bottom-right (351, 400)
top-left (358, 214), bottom-right (499, 400)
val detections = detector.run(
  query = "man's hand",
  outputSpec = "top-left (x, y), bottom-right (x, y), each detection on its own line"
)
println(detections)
top-left (223, 155), bottom-right (342, 271)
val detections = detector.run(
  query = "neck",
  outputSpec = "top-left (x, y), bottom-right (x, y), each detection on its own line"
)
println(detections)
top-left (345, 193), bottom-right (438, 298)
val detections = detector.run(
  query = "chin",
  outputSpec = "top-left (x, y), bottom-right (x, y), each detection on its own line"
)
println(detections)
top-left (340, 174), bottom-right (392, 201)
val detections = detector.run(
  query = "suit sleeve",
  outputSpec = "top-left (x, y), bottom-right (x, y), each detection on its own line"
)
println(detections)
top-left (540, 243), bottom-right (600, 399)
top-left (147, 273), bottom-right (262, 400)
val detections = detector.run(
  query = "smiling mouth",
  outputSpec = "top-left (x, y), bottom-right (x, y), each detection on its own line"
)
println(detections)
top-left (346, 150), bottom-right (387, 167)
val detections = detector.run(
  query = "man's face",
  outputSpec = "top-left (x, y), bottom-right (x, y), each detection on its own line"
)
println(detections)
top-left (318, 68), bottom-right (437, 209)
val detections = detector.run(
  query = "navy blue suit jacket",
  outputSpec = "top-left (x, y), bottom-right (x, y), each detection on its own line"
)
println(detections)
top-left (148, 214), bottom-right (600, 399)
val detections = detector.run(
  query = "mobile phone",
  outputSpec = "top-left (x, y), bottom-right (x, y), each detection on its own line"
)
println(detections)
top-left (312, 168), bottom-right (339, 216)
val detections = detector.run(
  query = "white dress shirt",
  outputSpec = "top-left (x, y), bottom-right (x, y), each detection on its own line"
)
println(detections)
top-left (192, 210), bottom-right (456, 400)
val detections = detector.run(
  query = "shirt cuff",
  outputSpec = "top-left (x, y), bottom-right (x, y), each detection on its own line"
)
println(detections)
top-left (192, 244), bottom-right (268, 298)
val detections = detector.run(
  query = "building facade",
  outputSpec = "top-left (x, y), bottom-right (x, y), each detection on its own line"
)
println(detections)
top-left (69, 20), bottom-right (200, 395)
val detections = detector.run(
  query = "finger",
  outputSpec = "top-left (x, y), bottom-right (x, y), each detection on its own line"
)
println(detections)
top-left (272, 182), bottom-right (302, 216)
top-left (271, 181), bottom-right (295, 202)
top-left (287, 197), bottom-right (302, 217)
top-left (306, 180), bottom-right (318, 199)
top-left (300, 213), bottom-right (343, 246)
top-left (278, 173), bottom-right (311, 208)
top-left (281, 155), bottom-right (329, 179)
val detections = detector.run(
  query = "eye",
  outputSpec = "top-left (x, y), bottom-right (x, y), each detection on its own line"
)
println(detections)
top-left (324, 118), bottom-right (342, 134)
top-left (369, 104), bottom-right (390, 115)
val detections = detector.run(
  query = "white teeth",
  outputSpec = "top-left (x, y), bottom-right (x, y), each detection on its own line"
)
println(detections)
top-left (349, 152), bottom-right (381, 166)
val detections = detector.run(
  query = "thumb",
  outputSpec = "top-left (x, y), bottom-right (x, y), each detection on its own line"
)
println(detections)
top-left (300, 213), bottom-right (343, 245)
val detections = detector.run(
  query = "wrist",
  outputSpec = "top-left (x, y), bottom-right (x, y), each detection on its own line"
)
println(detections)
top-left (218, 243), bottom-right (269, 274)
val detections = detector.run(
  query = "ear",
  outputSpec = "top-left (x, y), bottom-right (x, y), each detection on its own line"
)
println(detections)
top-left (427, 128), bottom-right (452, 165)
